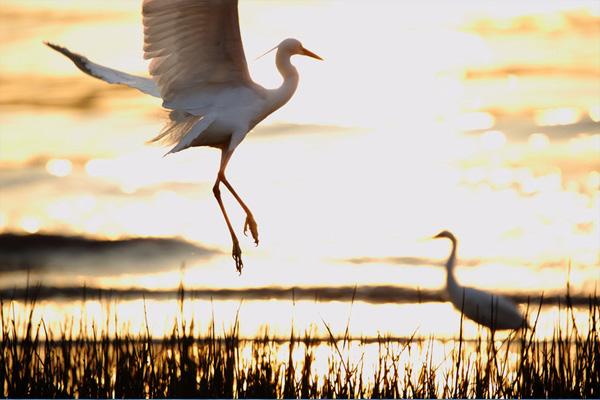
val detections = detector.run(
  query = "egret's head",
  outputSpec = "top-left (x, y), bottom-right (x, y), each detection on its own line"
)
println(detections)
top-left (256, 38), bottom-right (323, 61)
top-left (433, 230), bottom-right (457, 242)
top-left (279, 38), bottom-right (323, 60)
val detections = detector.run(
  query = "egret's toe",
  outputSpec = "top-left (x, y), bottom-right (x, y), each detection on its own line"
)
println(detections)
top-left (232, 240), bottom-right (243, 274)
top-left (243, 214), bottom-right (259, 246)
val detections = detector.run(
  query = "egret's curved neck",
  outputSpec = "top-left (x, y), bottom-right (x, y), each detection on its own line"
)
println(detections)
top-left (445, 238), bottom-right (459, 290)
top-left (266, 50), bottom-right (299, 114)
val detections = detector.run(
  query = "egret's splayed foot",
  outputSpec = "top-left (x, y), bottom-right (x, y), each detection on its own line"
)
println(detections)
top-left (244, 214), bottom-right (259, 246)
top-left (232, 239), bottom-right (243, 274)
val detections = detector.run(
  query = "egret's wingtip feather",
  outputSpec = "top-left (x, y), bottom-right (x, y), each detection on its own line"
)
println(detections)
top-left (44, 42), bottom-right (62, 52)
top-left (45, 42), bottom-right (70, 56)
top-left (45, 41), bottom-right (161, 98)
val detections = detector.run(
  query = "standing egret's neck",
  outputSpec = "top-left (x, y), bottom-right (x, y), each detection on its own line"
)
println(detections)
top-left (445, 237), bottom-right (459, 290)
top-left (266, 49), bottom-right (299, 114)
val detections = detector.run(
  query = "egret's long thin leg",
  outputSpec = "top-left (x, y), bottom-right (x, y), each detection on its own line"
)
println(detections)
top-left (220, 176), bottom-right (259, 245)
top-left (213, 178), bottom-right (243, 273)
top-left (213, 150), bottom-right (243, 273)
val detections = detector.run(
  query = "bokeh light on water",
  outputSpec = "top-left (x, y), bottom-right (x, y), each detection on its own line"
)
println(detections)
top-left (0, 1), bottom-right (598, 340)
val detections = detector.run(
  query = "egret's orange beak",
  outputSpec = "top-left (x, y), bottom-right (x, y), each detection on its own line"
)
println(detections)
top-left (301, 47), bottom-right (323, 61)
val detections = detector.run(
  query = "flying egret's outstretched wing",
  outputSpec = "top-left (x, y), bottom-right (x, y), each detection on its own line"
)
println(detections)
top-left (45, 42), bottom-right (161, 98)
top-left (142, 0), bottom-right (252, 101)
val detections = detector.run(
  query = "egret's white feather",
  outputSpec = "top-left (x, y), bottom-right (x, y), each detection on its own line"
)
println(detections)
top-left (163, 84), bottom-right (267, 116)
top-left (142, 0), bottom-right (252, 101)
top-left (448, 285), bottom-right (527, 330)
top-left (45, 42), bottom-right (161, 98)
top-left (149, 110), bottom-right (201, 146)
top-left (166, 113), bottom-right (217, 155)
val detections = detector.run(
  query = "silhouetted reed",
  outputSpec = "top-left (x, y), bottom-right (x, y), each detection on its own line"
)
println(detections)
top-left (0, 287), bottom-right (597, 398)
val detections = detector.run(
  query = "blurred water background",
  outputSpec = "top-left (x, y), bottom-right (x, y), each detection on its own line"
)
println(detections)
top-left (0, 1), bottom-right (598, 340)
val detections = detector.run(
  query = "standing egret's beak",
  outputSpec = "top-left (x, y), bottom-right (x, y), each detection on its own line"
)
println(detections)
top-left (301, 47), bottom-right (323, 60)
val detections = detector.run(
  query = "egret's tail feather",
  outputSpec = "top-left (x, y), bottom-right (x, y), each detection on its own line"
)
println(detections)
top-left (149, 111), bottom-right (201, 146)
top-left (166, 114), bottom-right (217, 155)
top-left (150, 111), bottom-right (216, 156)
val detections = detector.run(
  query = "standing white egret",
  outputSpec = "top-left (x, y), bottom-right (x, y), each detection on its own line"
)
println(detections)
top-left (433, 230), bottom-right (528, 330)
top-left (46, 0), bottom-right (322, 273)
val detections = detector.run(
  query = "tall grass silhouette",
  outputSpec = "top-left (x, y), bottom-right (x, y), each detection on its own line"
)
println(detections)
top-left (0, 285), bottom-right (598, 398)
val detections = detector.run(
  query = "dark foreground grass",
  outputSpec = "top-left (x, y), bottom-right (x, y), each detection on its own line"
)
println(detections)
top-left (0, 291), bottom-right (598, 398)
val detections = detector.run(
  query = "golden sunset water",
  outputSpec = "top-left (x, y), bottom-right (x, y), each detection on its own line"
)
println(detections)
top-left (0, 0), bottom-right (598, 346)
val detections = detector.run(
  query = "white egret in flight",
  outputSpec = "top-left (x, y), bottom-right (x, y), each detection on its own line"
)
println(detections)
top-left (433, 231), bottom-right (528, 330)
top-left (46, 0), bottom-right (322, 273)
